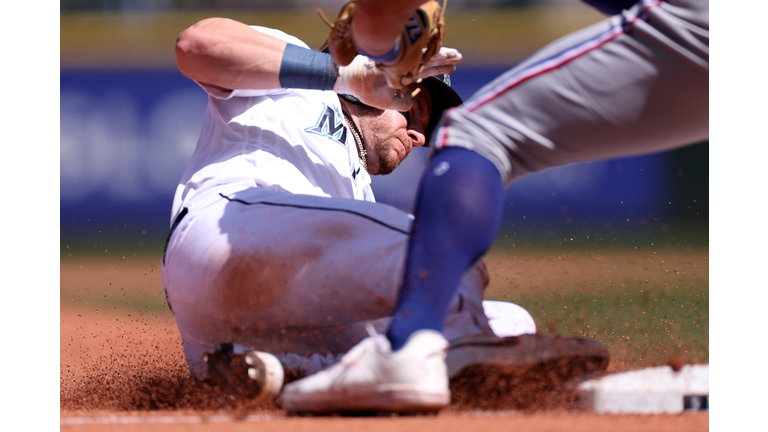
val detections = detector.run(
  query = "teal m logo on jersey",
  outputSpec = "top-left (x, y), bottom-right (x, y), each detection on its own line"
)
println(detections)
top-left (305, 105), bottom-right (348, 147)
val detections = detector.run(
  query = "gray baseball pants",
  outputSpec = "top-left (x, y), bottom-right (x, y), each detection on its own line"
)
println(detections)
top-left (434, 0), bottom-right (708, 185)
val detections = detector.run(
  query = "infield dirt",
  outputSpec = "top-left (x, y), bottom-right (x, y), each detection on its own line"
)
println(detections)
top-left (60, 243), bottom-right (708, 430)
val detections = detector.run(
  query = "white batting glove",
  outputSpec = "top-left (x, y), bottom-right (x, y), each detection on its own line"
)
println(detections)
top-left (416, 47), bottom-right (463, 80)
top-left (334, 55), bottom-right (411, 111)
top-left (334, 47), bottom-right (463, 112)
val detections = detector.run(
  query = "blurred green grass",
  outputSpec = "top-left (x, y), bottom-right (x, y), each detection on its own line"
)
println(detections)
top-left (484, 227), bottom-right (708, 369)
top-left (61, 251), bottom-right (168, 315)
top-left (526, 288), bottom-right (708, 368)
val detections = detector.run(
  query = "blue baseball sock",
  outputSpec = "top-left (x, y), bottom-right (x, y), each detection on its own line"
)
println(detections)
top-left (386, 147), bottom-right (504, 351)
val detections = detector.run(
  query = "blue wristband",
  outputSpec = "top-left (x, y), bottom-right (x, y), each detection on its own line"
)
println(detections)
top-left (279, 43), bottom-right (338, 90)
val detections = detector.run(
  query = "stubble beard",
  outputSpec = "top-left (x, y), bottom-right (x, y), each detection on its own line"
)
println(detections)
top-left (370, 139), bottom-right (404, 175)
top-left (356, 110), bottom-right (412, 176)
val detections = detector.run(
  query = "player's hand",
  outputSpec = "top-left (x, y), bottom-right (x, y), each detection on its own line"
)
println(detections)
top-left (415, 47), bottom-right (462, 80)
top-left (335, 55), bottom-right (410, 111)
top-left (334, 47), bottom-right (462, 111)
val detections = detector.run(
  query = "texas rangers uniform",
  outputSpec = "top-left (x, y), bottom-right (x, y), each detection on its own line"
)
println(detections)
top-left (434, 0), bottom-right (708, 184)
top-left (161, 26), bottom-right (534, 382)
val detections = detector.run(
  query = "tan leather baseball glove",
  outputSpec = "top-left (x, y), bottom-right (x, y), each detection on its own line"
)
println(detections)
top-left (319, 0), bottom-right (447, 89)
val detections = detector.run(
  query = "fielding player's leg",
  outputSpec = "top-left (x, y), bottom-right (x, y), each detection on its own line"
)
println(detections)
top-left (386, 148), bottom-right (505, 350)
top-left (388, 0), bottom-right (708, 361)
top-left (436, 0), bottom-right (708, 183)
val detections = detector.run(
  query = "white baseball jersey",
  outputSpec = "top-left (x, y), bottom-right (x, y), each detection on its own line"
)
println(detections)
top-left (171, 26), bottom-right (374, 226)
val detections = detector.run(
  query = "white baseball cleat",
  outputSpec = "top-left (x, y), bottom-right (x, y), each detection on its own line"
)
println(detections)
top-left (281, 328), bottom-right (451, 414)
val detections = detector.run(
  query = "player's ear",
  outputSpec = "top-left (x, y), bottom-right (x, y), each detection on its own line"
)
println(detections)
top-left (408, 128), bottom-right (427, 148)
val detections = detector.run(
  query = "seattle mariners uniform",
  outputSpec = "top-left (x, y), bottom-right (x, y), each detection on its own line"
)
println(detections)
top-left (163, 25), bottom-right (536, 383)
top-left (281, 0), bottom-right (708, 414)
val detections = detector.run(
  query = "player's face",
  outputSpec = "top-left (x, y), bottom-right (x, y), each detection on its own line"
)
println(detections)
top-left (360, 83), bottom-right (433, 175)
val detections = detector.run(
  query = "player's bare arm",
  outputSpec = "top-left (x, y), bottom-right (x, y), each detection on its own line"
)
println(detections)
top-left (176, 16), bottom-right (460, 111)
top-left (176, 17), bottom-right (286, 92)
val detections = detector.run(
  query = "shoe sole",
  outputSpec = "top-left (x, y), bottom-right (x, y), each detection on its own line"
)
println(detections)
top-left (283, 385), bottom-right (450, 414)
top-left (244, 351), bottom-right (284, 396)
top-left (205, 344), bottom-right (284, 398)
top-left (446, 334), bottom-right (610, 410)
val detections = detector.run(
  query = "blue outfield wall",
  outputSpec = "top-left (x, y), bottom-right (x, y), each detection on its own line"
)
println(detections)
top-left (60, 67), bottom-right (708, 248)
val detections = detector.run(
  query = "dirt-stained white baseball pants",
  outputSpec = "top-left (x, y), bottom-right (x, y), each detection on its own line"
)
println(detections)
top-left (162, 188), bottom-right (534, 381)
